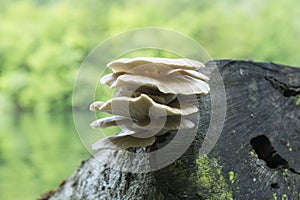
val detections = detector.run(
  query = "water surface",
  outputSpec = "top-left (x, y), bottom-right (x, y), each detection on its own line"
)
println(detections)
top-left (0, 113), bottom-right (89, 200)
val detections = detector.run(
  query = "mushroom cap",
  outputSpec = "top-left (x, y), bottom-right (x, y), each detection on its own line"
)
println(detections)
top-left (90, 115), bottom-right (194, 136)
top-left (170, 69), bottom-right (209, 81)
top-left (105, 74), bottom-right (210, 95)
top-left (89, 94), bottom-right (198, 120)
top-left (107, 57), bottom-right (205, 72)
top-left (103, 63), bottom-right (208, 81)
top-left (90, 116), bottom-right (132, 128)
top-left (89, 95), bottom-right (198, 120)
top-left (101, 66), bottom-right (209, 84)
top-left (100, 72), bottom-right (125, 86)
top-left (101, 62), bottom-right (210, 95)
top-left (92, 130), bottom-right (156, 150)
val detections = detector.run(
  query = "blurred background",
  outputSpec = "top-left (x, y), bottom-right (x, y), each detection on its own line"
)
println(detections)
top-left (0, 0), bottom-right (299, 199)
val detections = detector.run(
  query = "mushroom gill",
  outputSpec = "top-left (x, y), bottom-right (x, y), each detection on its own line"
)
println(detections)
top-left (90, 57), bottom-right (210, 150)
top-left (116, 87), bottom-right (177, 104)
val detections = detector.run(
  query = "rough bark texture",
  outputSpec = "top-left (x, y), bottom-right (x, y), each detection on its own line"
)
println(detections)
top-left (46, 60), bottom-right (300, 200)
top-left (209, 60), bottom-right (300, 200)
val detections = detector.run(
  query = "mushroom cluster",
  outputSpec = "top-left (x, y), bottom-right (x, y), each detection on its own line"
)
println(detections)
top-left (90, 57), bottom-right (210, 150)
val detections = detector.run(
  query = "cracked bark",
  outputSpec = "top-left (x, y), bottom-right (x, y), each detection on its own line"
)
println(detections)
top-left (44, 60), bottom-right (300, 200)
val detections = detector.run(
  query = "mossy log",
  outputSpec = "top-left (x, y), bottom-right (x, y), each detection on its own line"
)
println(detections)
top-left (44, 60), bottom-right (300, 200)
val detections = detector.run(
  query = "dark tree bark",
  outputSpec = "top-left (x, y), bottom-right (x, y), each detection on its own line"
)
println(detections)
top-left (45, 60), bottom-right (300, 200)
top-left (209, 60), bottom-right (300, 200)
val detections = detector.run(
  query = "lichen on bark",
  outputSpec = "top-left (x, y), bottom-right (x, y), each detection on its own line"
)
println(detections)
top-left (195, 155), bottom-right (234, 200)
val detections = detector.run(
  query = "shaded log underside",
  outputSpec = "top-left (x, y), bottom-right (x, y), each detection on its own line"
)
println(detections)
top-left (46, 60), bottom-right (300, 200)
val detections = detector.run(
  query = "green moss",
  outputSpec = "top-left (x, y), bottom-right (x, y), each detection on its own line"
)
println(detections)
top-left (229, 171), bottom-right (235, 184)
top-left (249, 150), bottom-right (255, 157)
top-left (296, 97), bottom-right (300, 106)
top-left (281, 194), bottom-right (288, 200)
top-left (273, 193), bottom-right (278, 200)
top-left (196, 155), bottom-right (234, 200)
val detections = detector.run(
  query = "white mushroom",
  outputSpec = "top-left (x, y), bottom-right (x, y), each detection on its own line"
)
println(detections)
top-left (102, 63), bottom-right (208, 81)
top-left (107, 57), bottom-right (205, 72)
top-left (90, 115), bottom-right (195, 136)
top-left (100, 72), bottom-right (125, 86)
top-left (167, 69), bottom-right (209, 81)
top-left (105, 74), bottom-right (209, 95)
top-left (89, 94), bottom-right (198, 120)
top-left (90, 116), bottom-right (132, 128)
top-left (100, 63), bottom-right (209, 95)
top-left (90, 57), bottom-right (210, 150)
top-left (92, 129), bottom-right (156, 150)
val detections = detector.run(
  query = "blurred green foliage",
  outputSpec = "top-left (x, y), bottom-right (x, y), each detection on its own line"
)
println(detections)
top-left (0, 0), bottom-right (299, 113)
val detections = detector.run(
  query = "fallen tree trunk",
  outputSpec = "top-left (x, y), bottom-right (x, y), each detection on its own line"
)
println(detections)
top-left (45, 60), bottom-right (300, 200)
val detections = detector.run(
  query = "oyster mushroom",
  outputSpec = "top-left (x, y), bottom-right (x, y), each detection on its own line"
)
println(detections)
top-left (104, 73), bottom-right (209, 95)
top-left (107, 57), bottom-right (205, 72)
top-left (90, 57), bottom-right (210, 150)
top-left (92, 129), bottom-right (156, 150)
top-left (90, 115), bottom-right (195, 136)
top-left (89, 94), bottom-right (198, 120)
top-left (102, 64), bottom-right (209, 82)
top-left (90, 116), bottom-right (132, 128)
top-left (100, 72), bottom-right (125, 86)
top-left (101, 62), bottom-right (210, 95)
